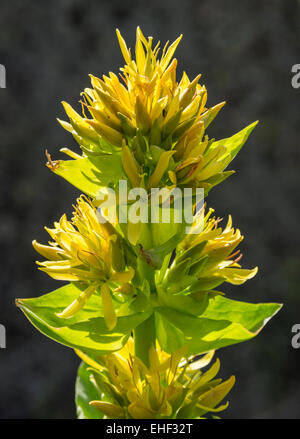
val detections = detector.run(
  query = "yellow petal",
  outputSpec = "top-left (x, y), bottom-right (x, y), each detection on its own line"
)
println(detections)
top-left (160, 34), bottom-right (183, 72)
top-left (168, 170), bottom-right (177, 184)
top-left (128, 403), bottom-right (155, 419)
top-left (114, 282), bottom-right (133, 295)
top-left (74, 349), bottom-right (105, 371)
top-left (183, 350), bottom-right (215, 371)
top-left (56, 283), bottom-right (98, 319)
top-left (220, 266), bottom-right (258, 285)
top-left (167, 346), bottom-right (187, 385)
top-left (127, 220), bottom-right (142, 246)
top-left (197, 375), bottom-right (235, 412)
top-left (32, 240), bottom-right (63, 260)
top-left (121, 143), bottom-right (141, 187)
top-left (190, 359), bottom-right (221, 393)
top-left (101, 283), bottom-right (117, 330)
top-left (90, 401), bottom-right (124, 418)
top-left (59, 148), bottom-right (81, 159)
top-left (116, 29), bottom-right (132, 66)
top-left (62, 101), bottom-right (98, 141)
top-left (147, 150), bottom-right (175, 189)
top-left (57, 118), bottom-right (73, 133)
top-left (110, 267), bottom-right (135, 283)
top-left (135, 96), bottom-right (152, 132)
top-left (87, 120), bottom-right (123, 146)
top-left (135, 30), bottom-right (146, 73)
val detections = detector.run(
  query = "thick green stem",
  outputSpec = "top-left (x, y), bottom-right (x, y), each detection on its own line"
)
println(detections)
top-left (134, 313), bottom-right (156, 368)
top-left (134, 257), bottom-right (156, 367)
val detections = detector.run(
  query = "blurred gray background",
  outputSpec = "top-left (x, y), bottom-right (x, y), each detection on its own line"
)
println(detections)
top-left (0, 0), bottom-right (300, 419)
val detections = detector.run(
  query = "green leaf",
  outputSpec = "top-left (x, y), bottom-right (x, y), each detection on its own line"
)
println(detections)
top-left (16, 283), bottom-right (152, 355)
top-left (211, 121), bottom-right (258, 164)
top-left (155, 312), bottom-right (186, 352)
top-left (51, 154), bottom-right (123, 197)
top-left (201, 295), bottom-right (281, 332)
top-left (75, 361), bottom-right (103, 419)
top-left (155, 293), bottom-right (282, 355)
top-left (203, 171), bottom-right (235, 190)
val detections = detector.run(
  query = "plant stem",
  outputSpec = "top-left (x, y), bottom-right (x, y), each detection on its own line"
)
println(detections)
top-left (134, 257), bottom-right (156, 367)
top-left (134, 313), bottom-right (156, 368)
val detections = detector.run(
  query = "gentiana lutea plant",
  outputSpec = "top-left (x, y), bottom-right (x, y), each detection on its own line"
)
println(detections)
top-left (16, 28), bottom-right (282, 419)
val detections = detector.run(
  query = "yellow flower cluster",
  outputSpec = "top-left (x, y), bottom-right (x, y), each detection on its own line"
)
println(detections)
top-left (58, 28), bottom-right (233, 190)
top-left (76, 338), bottom-right (235, 419)
top-left (33, 196), bottom-right (135, 329)
top-left (162, 207), bottom-right (258, 294)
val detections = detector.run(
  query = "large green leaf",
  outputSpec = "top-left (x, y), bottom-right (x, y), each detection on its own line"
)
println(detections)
top-left (75, 361), bottom-right (103, 419)
top-left (51, 154), bottom-right (123, 197)
top-left (200, 295), bottom-right (281, 333)
top-left (155, 293), bottom-right (282, 355)
top-left (16, 283), bottom-right (152, 355)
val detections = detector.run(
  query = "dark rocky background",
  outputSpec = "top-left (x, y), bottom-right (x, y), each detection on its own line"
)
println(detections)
top-left (0, 0), bottom-right (300, 419)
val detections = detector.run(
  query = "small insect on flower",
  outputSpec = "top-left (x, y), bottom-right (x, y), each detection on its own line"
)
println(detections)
top-left (76, 338), bottom-right (235, 419)
top-left (32, 196), bottom-right (135, 330)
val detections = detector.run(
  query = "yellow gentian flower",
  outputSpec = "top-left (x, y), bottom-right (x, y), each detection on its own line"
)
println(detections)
top-left (162, 207), bottom-right (258, 294)
top-left (76, 338), bottom-right (235, 419)
top-left (33, 196), bottom-right (135, 329)
top-left (58, 27), bottom-right (239, 191)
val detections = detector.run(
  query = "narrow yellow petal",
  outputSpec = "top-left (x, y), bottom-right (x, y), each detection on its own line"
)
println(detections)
top-left (110, 267), bottom-right (135, 283)
top-left (101, 283), bottom-right (117, 330)
top-left (61, 101), bottom-right (84, 124)
top-left (168, 170), bottom-right (177, 184)
top-left (116, 29), bottom-right (132, 65)
top-left (59, 148), bottom-right (82, 159)
top-left (57, 118), bottom-right (73, 133)
top-left (32, 240), bottom-right (62, 260)
top-left (114, 283), bottom-right (133, 295)
top-left (148, 150), bottom-right (175, 189)
top-left (90, 401), bottom-right (124, 418)
top-left (135, 30), bottom-right (146, 73)
top-left (121, 144), bottom-right (141, 187)
top-left (135, 96), bottom-right (152, 133)
top-left (190, 359), bottom-right (221, 392)
top-left (197, 375), bottom-right (235, 411)
top-left (127, 219), bottom-right (142, 246)
top-left (183, 350), bottom-right (215, 371)
top-left (160, 34), bottom-right (183, 72)
top-left (179, 74), bottom-right (201, 109)
top-left (56, 283), bottom-right (97, 319)
top-left (74, 349), bottom-right (105, 371)
top-left (88, 120), bottom-right (123, 146)
top-left (88, 106), bottom-right (121, 131)
top-left (220, 266), bottom-right (258, 285)
top-left (128, 403), bottom-right (155, 419)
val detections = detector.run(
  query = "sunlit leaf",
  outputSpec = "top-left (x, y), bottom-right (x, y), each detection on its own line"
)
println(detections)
top-left (210, 121), bottom-right (258, 166)
top-left (50, 155), bottom-right (123, 197)
top-left (16, 283), bottom-right (152, 355)
top-left (155, 293), bottom-right (282, 355)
